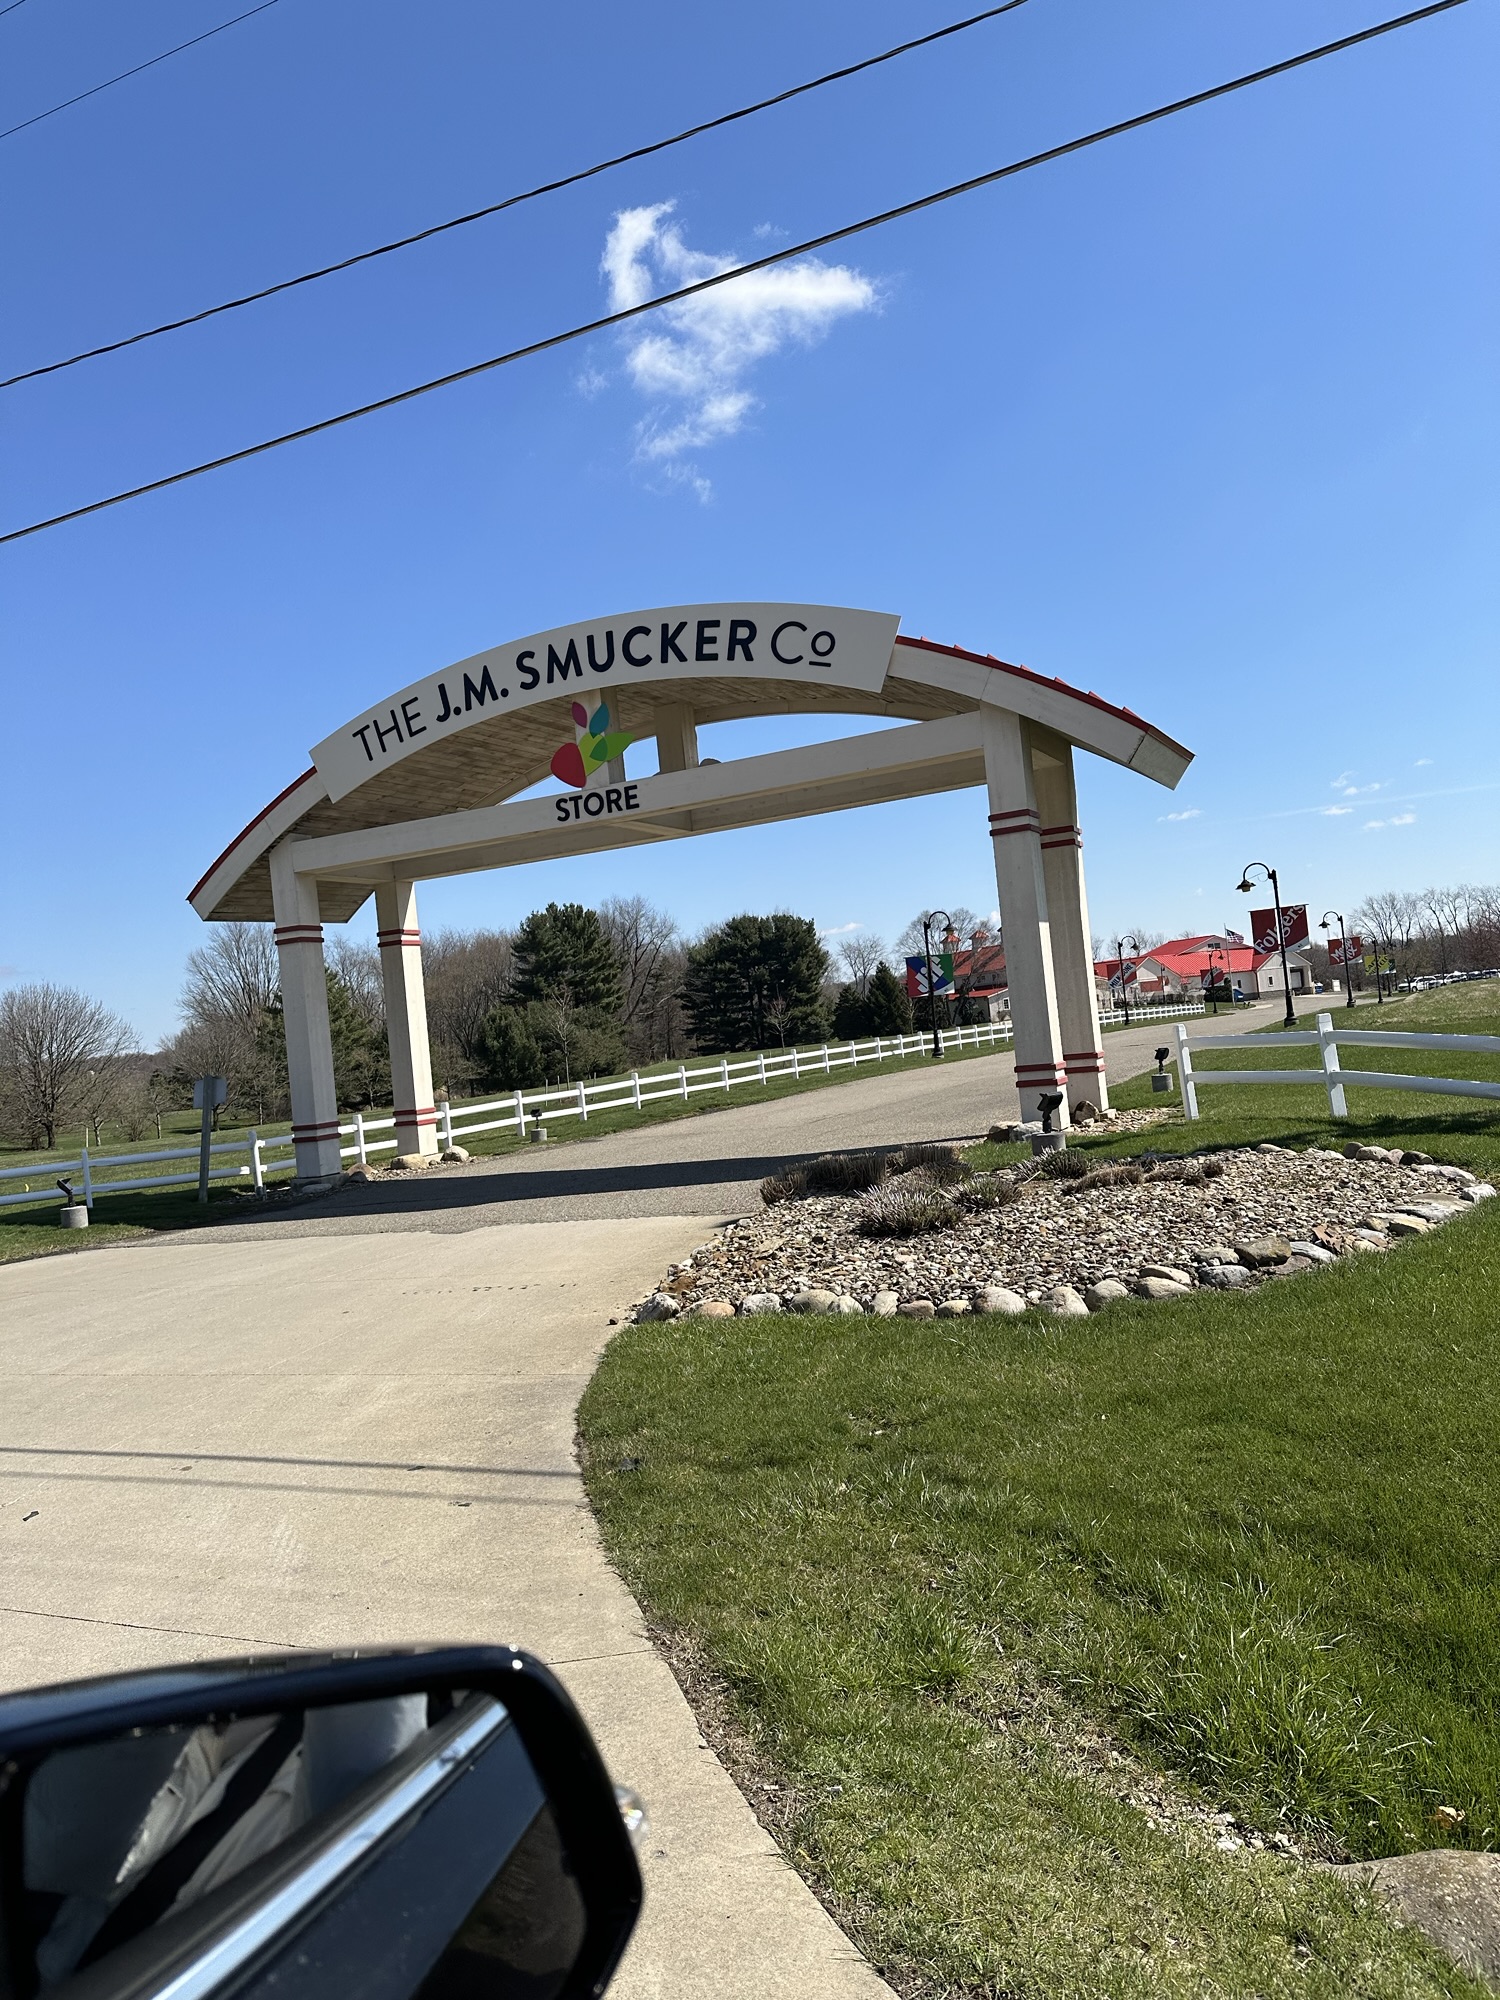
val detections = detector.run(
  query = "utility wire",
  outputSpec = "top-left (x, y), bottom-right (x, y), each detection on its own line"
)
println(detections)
top-left (0, 0), bottom-right (31, 16)
top-left (4, 0), bottom-right (1033, 389)
top-left (0, 0), bottom-right (1468, 549)
top-left (0, 0), bottom-right (278, 142)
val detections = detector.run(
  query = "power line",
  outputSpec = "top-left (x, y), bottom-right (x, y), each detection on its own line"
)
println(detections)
top-left (0, 0), bottom-right (1469, 549)
top-left (0, 0), bottom-right (279, 142)
top-left (0, 0), bottom-right (32, 16)
top-left (3, 0), bottom-right (1033, 389)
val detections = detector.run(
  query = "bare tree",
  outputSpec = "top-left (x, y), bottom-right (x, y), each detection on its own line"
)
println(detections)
top-left (894, 907), bottom-right (983, 958)
top-left (838, 932), bottom-right (885, 997)
top-left (0, 984), bottom-right (135, 1149)
top-left (1423, 885), bottom-right (1468, 974)
top-left (423, 929), bottom-right (514, 1090)
top-left (326, 937), bottom-right (384, 1037)
top-left (183, 924), bottom-right (278, 1030)
top-left (598, 896), bottom-right (686, 1062)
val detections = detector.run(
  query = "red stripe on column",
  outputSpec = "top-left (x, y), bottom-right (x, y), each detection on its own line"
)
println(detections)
top-left (291, 1119), bottom-right (342, 1140)
top-left (988, 807), bottom-right (1039, 824)
top-left (377, 928), bottom-right (422, 947)
top-left (990, 823), bottom-right (1042, 841)
top-left (394, 1107), bottom-right (438, 1126)
top-left (274, 925), bottom-right (324, 946)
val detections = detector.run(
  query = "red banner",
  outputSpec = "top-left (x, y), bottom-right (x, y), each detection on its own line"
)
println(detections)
top-left (1329, 934), bottom-right (1364, 966)
top-left (1250, 904), bottom-right (1308, 953)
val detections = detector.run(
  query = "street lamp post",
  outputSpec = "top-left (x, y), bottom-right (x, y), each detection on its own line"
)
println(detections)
top-left (1236, 862), bottom-right (1297, 1029)
top-left (1319, 910), bottom-right (1358, 1010)
top-left (1206, 944), bottom-right (1227, 1014)
top-left (921, 909), bottom-right (953, 1060)
top-left (1114, 934), bottom-right (1141, 1026)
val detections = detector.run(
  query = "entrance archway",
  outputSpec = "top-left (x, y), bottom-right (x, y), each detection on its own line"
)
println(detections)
top-left (189, 603), bottom-right (1193, 1179)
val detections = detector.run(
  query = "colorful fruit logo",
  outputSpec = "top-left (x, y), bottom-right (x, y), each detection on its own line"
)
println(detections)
top-left (549, 701), bottom-right (635, 790)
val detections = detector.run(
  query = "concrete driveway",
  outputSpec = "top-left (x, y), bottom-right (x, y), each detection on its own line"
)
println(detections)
top-left (0, 1006), bottom-right (1279, 1997)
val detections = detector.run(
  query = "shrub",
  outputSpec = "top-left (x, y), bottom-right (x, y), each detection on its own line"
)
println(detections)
top-left (890, 1141), bottom-right (971, 1185)
top-left (761, 1169), bottom-right (808, 1205)
top-left (803, 1150), bottom-right (893, 1195)
top-left (963, 1174), bottom-right (1022, 1211)
top-left (856, 1172), bottom-right (962, 1238)
top-left (1039, 1148), bottom-right (1090, 1179)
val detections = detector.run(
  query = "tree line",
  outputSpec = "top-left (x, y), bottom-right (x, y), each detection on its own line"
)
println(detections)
top-left (0, 899), bottom-right (924, 1148)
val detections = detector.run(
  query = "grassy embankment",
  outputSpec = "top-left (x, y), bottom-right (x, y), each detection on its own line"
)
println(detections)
top-left (0, 1033), bottom-right (1013, 1265)
top-left (579, 983), bottom-right (1500, 1998)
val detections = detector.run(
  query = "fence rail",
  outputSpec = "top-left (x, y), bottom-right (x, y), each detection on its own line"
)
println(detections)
top-left (1176, 1015), bottom-right (1500, 1121)
top-left (1097, 1000), bottom-right (1207, 1029)
top-left (0, 1018), bottom-right (1029, 1211)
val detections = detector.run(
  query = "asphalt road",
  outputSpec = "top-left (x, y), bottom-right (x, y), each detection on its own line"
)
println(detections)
top-left (204, 1001), bottom-right (1289, 1240)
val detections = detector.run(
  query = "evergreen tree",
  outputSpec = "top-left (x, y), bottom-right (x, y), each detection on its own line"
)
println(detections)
top-left (255, 969), bottom-right (388, 1112)
top-left (683, 914), bottom-right (830, 1052)
top-left (480, 1006), bottom-right (546, 1090)
top-left (512, 903), bottom-right (623, 1014)
top-left (864, 961), bottom-right (914, 1033)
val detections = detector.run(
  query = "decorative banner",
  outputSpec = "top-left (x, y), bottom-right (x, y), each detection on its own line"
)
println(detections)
top-left (1250, 905), bottom-right (1308, 953)
top-left (905, 953), bottom-right (955, 998)
top-left (1328, 934), bottom-right (1365, 966)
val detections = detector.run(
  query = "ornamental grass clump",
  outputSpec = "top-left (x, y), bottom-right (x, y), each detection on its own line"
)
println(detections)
top-left (855, 1170), bottom-right (962, 1239)
top-left (963, 1173), bottom-right (1023, 1212)
top-left (889, 1141), bottom-right (971, 1186)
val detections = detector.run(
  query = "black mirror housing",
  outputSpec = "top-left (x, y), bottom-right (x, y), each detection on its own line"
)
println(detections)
top-left (0, 1646), bottom-right (642, 2000)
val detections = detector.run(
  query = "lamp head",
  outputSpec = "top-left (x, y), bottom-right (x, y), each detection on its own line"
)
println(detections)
top-left (1037, 1089), bottom-right (1065, 1133)
top-left (1155, 1046), bottom-right (1170, 1067)
top-left (1236, 876), bottom-right (1254, 895)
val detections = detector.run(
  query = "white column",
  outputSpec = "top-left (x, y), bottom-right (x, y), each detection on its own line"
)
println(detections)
top-left (375, 878), bottom-right (439, 1159)
top-left (1032, 740), bottom-right (1109, 1112)
top-left (982, 706), bottom-right (1069, 1127)
top-left (653, 701), bottom-right (699, 774)
top-left (269, 843), bottom-right (343, 1181)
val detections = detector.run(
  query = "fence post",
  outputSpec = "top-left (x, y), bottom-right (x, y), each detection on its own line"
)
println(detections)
top-left (248, 1129), bottom-right (263, 1190)
top-left (821, 1044), bottom-right (830, 1073)
top-left (577, 1080), bottom-right (588, 1122)
top-left (631, 1069), bottom-right (642, 1111)
top-left (512, 1089), bottom-right (526, 1135)
top-left (1317, 1010), bottom-right (1348, 1120)
top-left (1175, 1023), bottom-right (1199, 1121)
top-left (790, 1046), bottom-right (801, 1079)
top-left (439, 1099), bottom-right (453, 1151)
top-left (679, 1064), bottom-right (688, 1100)
top-left (721, 1056), bottom-right (731, 1093)
top-left (354, 1110), bottom-right (367, 1165)
top-left (757, 1051), bottom-right (767, 1087)
top-left (80, 1145), bottom-right (93, 1209)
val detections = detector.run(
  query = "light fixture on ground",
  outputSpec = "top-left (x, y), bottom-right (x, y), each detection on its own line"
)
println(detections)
top-left (1152, 1045), bottom-right (1173, 1093)
top-left (1236, 862), bottom-right (1297, 1028)
top-left (1114, 934), bottom-right (1141, 1026)
top-left (920, 909), bottom-right (954, 1060)
top-left (1320, 909), bottom-right (1358, 1010)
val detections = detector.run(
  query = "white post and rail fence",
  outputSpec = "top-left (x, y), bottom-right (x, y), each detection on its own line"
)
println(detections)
top-left (0, 1002), bottom-right (1221, 1215)
top-left (1175, 1013), bottom-right (1500, 1121)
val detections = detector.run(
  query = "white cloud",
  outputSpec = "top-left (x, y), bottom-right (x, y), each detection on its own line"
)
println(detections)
top-left (575, 366), bottom-right (609, 399)
top-left (1364, 812), bottom-right (1417, 830)
top-left (1159, 808), bottom-right (1201, 822)
top-left (600, 203), bottom-right (877, 490)
top-left (1321, 806), bottom-right (1354, 817)
top-left (1415, 757), bottom-right (1434, 767)
top-left (819, 921), bottom-right (862, 937)
top-left (1330, 770), bottom-right (1356, 789)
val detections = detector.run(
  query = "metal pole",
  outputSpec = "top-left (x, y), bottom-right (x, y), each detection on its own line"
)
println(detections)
top-left (1267, 868), bottom-right (1296, 1028)
top-left (921, 916), bottom-right (941, 1059)
top-left (197, 1099), bottom-right (214, 1205)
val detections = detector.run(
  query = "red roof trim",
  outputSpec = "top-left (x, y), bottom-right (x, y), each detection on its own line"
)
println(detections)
top-left (894, 635), bottom-right (1192, 762)
top-left (186, 767), bottom-right (322, 907)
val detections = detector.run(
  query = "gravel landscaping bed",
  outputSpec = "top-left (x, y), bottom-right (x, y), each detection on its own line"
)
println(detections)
top-left (634, 1141), bottom-right (1496, 1321)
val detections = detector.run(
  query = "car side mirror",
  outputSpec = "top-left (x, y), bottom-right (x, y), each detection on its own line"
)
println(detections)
top-left (0, 1644), bottom-right (642, 2000)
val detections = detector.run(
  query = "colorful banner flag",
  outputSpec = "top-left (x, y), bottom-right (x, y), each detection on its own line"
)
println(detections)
top-left (1328, 934), bottom-right (1364, 966)
top-left (1250, 905), bottom-right (1309, 953)
top-left (905, 953), bottom-right (955, 998)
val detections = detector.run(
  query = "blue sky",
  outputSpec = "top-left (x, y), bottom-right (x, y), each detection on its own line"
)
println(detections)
top-left (4, 0), bottom-right (1495, 1042)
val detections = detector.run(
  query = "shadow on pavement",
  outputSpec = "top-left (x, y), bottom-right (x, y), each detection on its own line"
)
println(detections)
top-left (232, 1138), bottom-right (981, 1225)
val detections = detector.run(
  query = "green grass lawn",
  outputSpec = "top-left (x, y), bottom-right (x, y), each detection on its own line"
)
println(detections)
top-left (580, 1044), bottom-right (1500, 1997)
top-left (0, 1036), bottom-right (1013, 1266)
